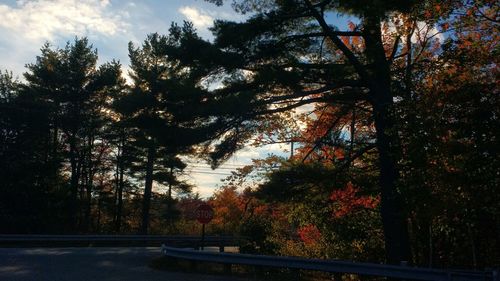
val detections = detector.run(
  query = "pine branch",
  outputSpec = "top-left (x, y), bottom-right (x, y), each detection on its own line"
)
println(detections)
top-left (280, 31), bottom-right (363, 45)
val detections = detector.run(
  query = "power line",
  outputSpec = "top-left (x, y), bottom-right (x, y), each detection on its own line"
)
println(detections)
top-left (188, 165), bottom-right (248, 169)
top-left (188, 166), bottom-right (242, 170)
top-left (186, 171), bottom-right (233, 176)
top-left (184, 161), bottom-right (249, 167)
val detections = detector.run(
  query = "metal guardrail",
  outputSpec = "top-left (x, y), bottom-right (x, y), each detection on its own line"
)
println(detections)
top-left (0, 234), bottom-right (239, 247)
top-left (162, 246), bottom-right (497, 281)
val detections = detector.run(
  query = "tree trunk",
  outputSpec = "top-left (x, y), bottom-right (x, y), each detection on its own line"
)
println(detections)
top-left (83, 137), bottom-right (93, 232)
top-left (363, 16), bottom-right (412, 264)
top-left (372, 91), bottom-right (411, 264)
top-left (69, 138), bottom-right (79, 233)
top-left (167, 166), bottom-right (173, 225)
top-left (84, 135), bottom-right (98, 232)
top-left (140, 144), bottom-right (155, 235)
top-left (96, 197), bottom-right (102, 233)
top-left (115, 136), bottom-right (125, 233)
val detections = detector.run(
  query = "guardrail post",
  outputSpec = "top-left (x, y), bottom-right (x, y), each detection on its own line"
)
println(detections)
top-left (223, 263), bottom-right (232, 274)
top-left (190, 260), bottom-right (197, 271)
top-left (253, 265), bottom-right (263, 280)
top-left (219, 239), bottom-right (225, 253)
top-left (291, 268), bottom-right (301, 281)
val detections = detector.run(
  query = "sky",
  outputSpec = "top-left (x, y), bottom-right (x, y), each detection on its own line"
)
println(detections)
top-left (0, 0), bottom-right (291, 197)
top-left (0, 0), bottom-right (243, 77)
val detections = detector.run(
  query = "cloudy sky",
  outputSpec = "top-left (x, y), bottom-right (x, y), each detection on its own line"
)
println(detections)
top-left (0, 0), bottom-right (290, 197)
top-left (0, 0), bottom-right (243, 76)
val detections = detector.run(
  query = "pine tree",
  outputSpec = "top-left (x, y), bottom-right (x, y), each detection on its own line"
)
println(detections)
top-left (22, 38), bottom-right (126, 232)
top-left (120, 30), bottom-right (198, 234)
top-left (158, 0), bottom-right (416, 263)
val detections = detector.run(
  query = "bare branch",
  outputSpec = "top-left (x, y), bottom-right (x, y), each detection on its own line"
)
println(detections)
top-left (279, 31), bottom-right (362, 45)
top-left (388, 35), bottom-right (401, 63)
top-left (260, 82), bottom-right (367, 105)
top-left (304, 0), bottom-right (369, 82)
top-left (301, 107), bottom-right (350, 162)
top-left (335, 143), bottom-right (376, 172)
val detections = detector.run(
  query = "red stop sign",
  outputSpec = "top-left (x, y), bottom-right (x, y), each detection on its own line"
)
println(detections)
top-left (195, 203), bottom-right (214, 224)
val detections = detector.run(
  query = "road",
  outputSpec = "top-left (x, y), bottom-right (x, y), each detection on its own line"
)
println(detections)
top-left (0, 247), bottom-right (251, 281)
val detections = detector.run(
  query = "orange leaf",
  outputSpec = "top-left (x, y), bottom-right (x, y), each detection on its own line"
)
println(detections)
top-left (347, 21), bottom-right (356, 31)
top-left (334, 148), bottom-right (345, 160)
top-left (340, 36), bottom-right (350, 46)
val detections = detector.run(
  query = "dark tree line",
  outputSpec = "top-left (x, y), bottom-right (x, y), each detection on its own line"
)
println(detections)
top-left (0, 36), bottom-right (198, 234)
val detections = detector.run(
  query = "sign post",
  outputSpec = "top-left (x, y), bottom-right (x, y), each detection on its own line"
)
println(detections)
top-left (195, 203), bottom-right (214, 251)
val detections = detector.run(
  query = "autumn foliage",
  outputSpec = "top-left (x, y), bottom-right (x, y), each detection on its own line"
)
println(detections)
top-left (330, 182), bottom-right (380, 219)
top-left (297, 224), bottom-right (322, 245)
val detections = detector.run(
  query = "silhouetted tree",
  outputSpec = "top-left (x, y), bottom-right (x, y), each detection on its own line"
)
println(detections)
top-left (119, 31), bottom-right (197, 234)
top-left (159, 0), bottom-right (415, 263)
top-left (20, 38), bottom-right (125, 232)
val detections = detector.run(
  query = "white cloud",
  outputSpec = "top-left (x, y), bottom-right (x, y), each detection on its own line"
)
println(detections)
top-left (100, 0), bottom-right (110, 7)
top-left (385, 14), bottom-right (444, 45)
top-left (179, 141), bottom-right (288, 198)
top-left (184, 171), bottom-right (226, 198)
top-left (0, 0), bottom-right (128, 42)
top-left (178, 6), bottom-right (213, 29)
top-left (412, 21), bottom-right (444, 44)
top-left (232, 147), bottom-right (261, 159)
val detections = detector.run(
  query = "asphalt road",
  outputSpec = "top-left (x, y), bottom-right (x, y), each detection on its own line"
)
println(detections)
top-left (0, 247), bottom-right (250, 281)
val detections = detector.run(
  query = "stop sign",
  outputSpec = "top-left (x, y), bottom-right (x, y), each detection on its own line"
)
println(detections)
top-left (195, 203), bottom-right (214, 224)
